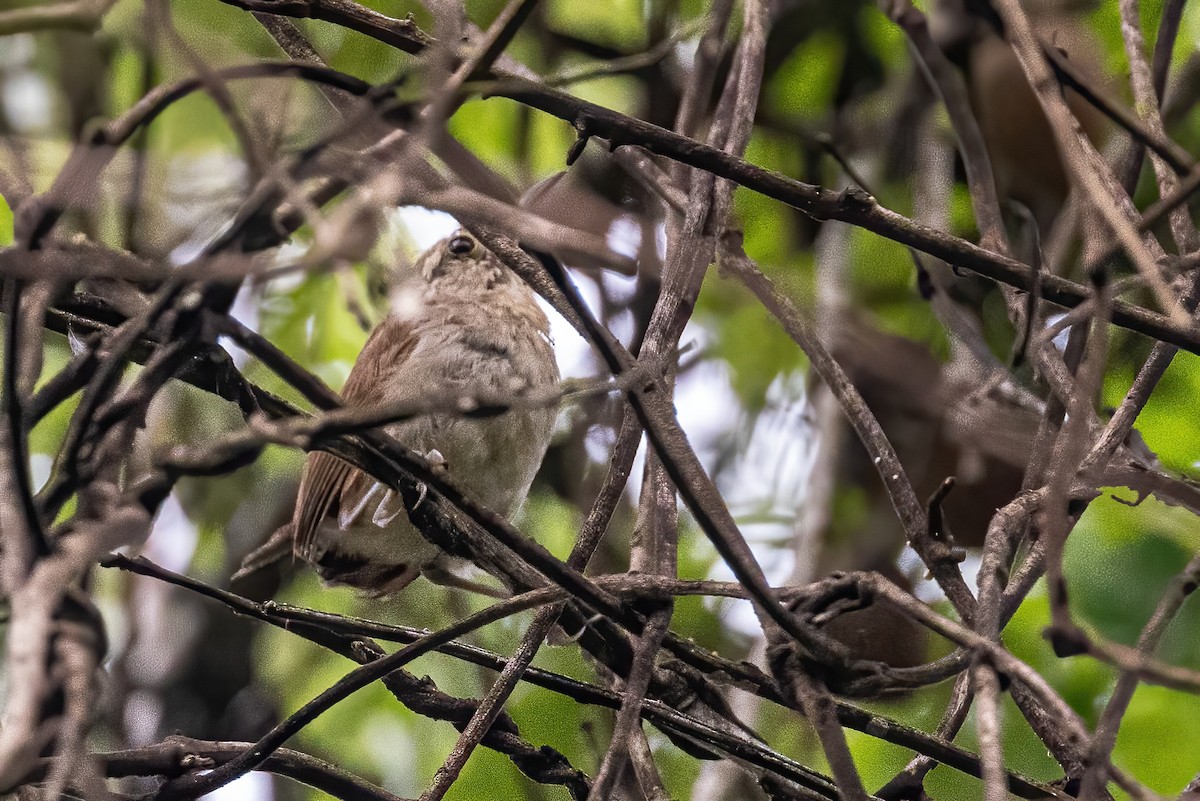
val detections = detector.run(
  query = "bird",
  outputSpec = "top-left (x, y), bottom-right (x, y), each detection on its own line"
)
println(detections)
top-left (236, 230), bottom-right (560, 596)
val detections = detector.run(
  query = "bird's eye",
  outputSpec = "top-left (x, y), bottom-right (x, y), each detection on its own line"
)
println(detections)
top-left (447, 235), bottom-right (475, 256)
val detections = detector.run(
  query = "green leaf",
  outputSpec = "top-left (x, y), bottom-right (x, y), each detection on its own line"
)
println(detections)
top-left (0, 190), bottom-right (13, 246)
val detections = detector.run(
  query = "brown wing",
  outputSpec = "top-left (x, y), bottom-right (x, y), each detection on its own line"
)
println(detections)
top-left (293, 316), bottom-right (417, 559)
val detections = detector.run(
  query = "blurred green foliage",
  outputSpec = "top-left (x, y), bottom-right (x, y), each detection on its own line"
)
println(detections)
top-left (4, 0), bottom-right (1200, 798)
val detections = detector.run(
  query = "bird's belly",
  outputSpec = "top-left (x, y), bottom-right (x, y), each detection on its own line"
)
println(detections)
top-left (419, 407), bottom-right (555, 515)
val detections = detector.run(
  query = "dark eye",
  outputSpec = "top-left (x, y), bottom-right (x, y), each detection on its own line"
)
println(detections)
top-left (448, 235), bottom-right (475, 256)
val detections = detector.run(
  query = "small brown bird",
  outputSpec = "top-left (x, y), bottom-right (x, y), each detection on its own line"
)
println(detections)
top-left (238, 230), bottom-right (560, 596)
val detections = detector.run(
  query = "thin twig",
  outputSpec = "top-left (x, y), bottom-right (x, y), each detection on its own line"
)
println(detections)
top-left (718, 235), bottom-right (973, 616)
top-left (158, 587), bottom-right (581, 798)
top-left (487, 76), bottom-right (1200, 354)
top-left (420, 410), bottom-right (639, 801)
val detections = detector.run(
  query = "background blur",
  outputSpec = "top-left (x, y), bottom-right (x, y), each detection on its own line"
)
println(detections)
top-left (3, 0), bottom-right (1200, 798)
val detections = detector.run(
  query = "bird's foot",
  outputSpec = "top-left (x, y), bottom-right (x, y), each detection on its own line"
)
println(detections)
top-left (412, 450), bottom-right (448, 511)
top-left (426, 448), bottom-right (448, 472)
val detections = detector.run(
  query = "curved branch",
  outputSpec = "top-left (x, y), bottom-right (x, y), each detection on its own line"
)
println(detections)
top-left (486, 77), bottom-right (1200, 354)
